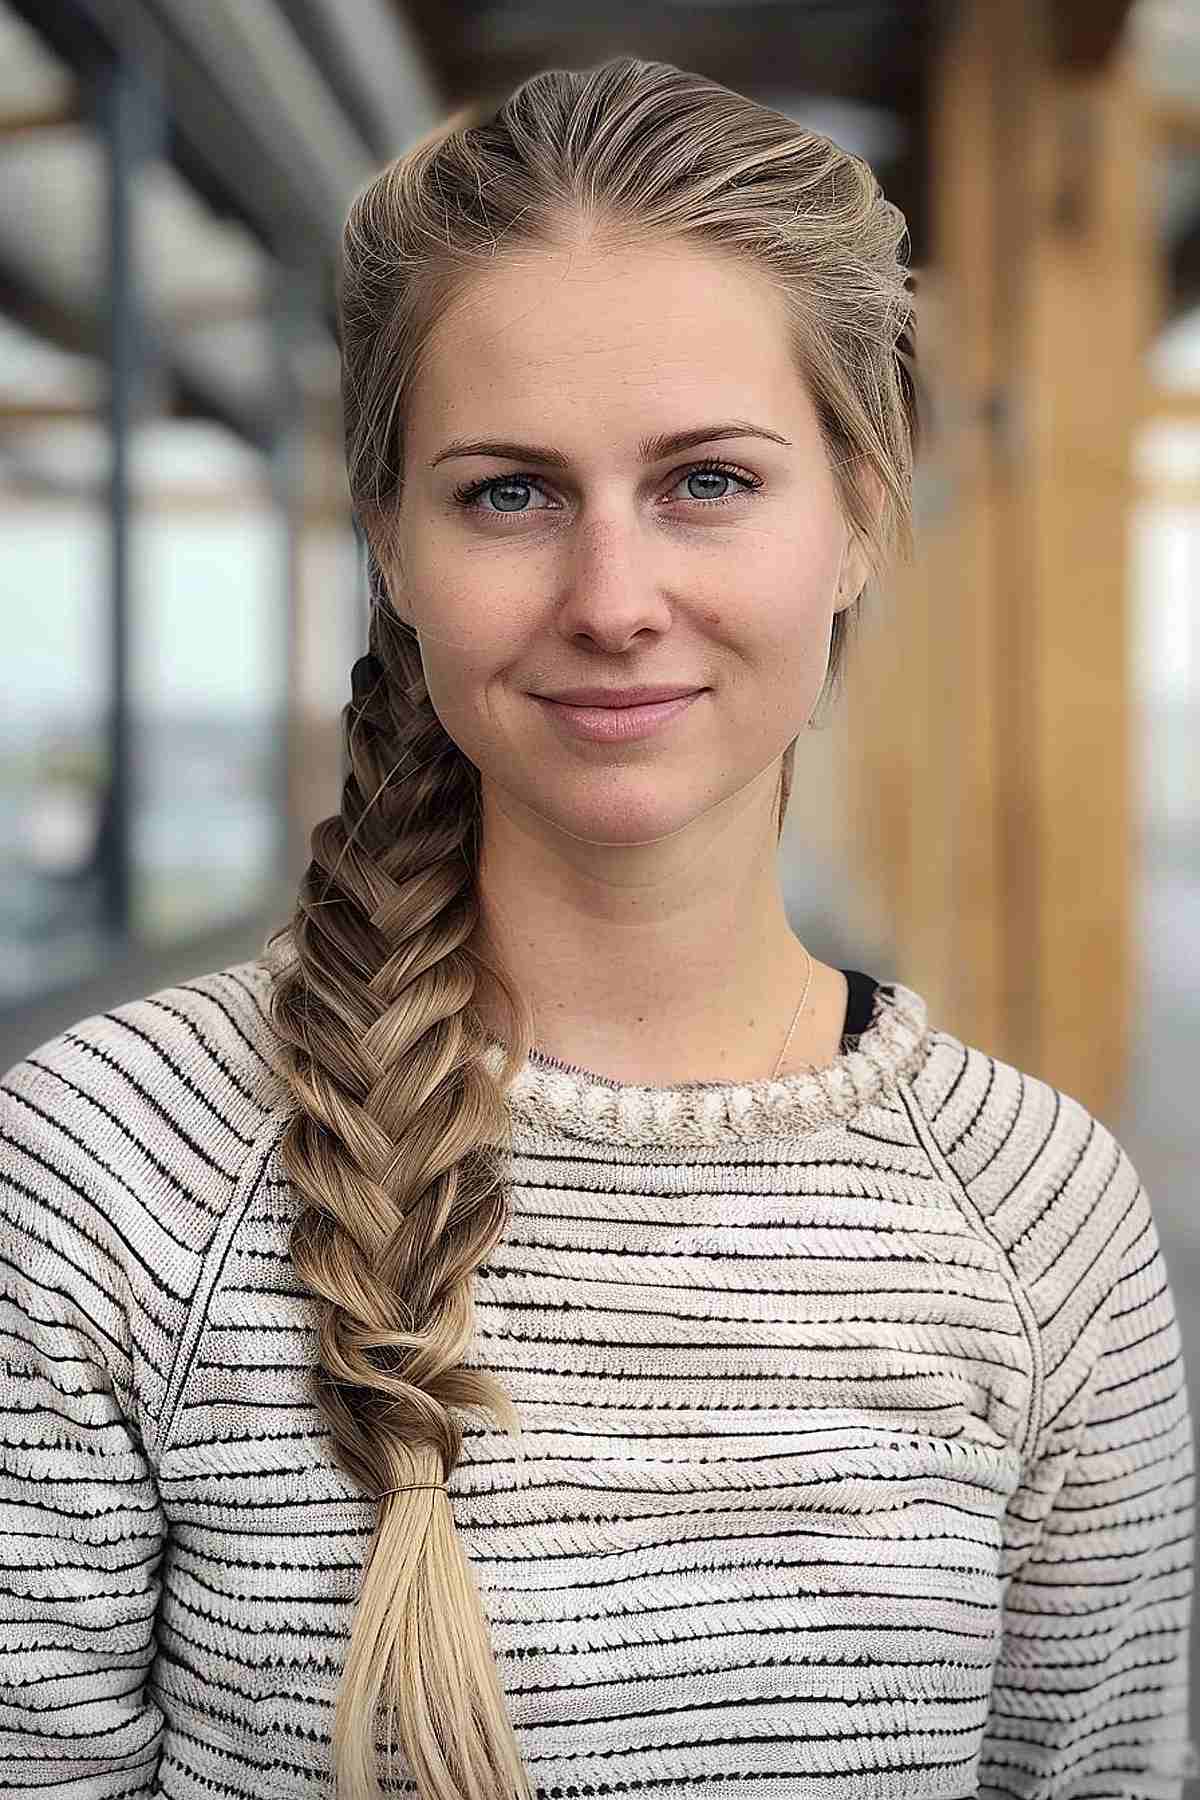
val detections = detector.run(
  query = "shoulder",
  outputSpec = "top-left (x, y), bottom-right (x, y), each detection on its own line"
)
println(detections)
top-left (0, 953), bottom-right (294, 1297)
top-left (900, 1022), bottom-right (1159, 1351)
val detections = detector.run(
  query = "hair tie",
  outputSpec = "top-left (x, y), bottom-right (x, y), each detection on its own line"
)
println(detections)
top-left (374, 1482), bottom-right (449, 1502)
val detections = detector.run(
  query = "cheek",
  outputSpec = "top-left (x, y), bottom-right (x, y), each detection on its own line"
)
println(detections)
top-left (774, 514), bottom-right (845, 593)
top-left (403, 543), bottom-right (507, 661)
top-left (702, 523), bottom-right (842, 637)
top-left (403, 509), bottom-right (842, 659)
top-left (717, 506), bottom-right (843, 583)
top-left (401, 556), bottom-right (522, 745)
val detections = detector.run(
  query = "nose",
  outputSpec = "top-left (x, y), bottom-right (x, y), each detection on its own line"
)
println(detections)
top-left (554, 508), bottom-right (673, 647)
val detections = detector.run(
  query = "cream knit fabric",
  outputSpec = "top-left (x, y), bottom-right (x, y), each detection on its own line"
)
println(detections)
top-left (0, 949), bottom-right (1193, 1798)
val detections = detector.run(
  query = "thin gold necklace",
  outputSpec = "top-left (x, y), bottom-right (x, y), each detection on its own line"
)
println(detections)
top-left (770, 943), bottom-right (814, 1081)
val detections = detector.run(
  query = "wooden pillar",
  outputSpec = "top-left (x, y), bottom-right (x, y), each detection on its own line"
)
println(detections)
top-left (1022, 32), bottom-right (1152, 1114)
top-left (846, 0), bottom-right (1151, 1120)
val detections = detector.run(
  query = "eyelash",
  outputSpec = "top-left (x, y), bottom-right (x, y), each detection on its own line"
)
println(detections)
top-left (450, 455), bottom-right (763, 518)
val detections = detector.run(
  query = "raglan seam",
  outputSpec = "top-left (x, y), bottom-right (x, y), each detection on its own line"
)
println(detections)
top-left (895, 1080), bottom-right (1046, 1473)
top-left (154, 1115), bottom-right (291, 1463)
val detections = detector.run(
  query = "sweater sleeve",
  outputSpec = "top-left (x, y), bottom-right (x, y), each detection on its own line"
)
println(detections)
top-left (976, 1154), bottom-right (1196, 1800)
top-left (0, 1065), bottom-right (167, 1797)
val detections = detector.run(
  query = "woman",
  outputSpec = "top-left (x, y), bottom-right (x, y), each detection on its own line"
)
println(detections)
top-left (0, 55), bottom-right (1193, 1800)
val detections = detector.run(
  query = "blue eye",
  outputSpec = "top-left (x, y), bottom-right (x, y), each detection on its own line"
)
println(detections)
top-left (451, 457), bottom-right (762, 519)
top-left (666, 458), bottom-right (762, 504)
top-left (681, 467), bottom-right (741, 501)
top-left (453, 475), bottom-right (552, 514)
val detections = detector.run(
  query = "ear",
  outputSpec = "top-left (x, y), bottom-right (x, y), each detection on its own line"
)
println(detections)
top-left (834, 529), bottom-right (871, 614)
top-left (834, 467), bottom-right (884, 612)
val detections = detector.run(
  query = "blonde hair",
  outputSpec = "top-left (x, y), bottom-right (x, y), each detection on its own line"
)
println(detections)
top-left (264, 54), bottom-right (917, 1800)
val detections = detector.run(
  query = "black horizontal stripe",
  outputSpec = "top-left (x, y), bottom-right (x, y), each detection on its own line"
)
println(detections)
top-left (0, 956), bottom-right (1189, 1800)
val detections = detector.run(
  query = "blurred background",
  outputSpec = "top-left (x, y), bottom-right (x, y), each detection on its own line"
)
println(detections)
top-left (0, 0), bottom-right (1196, 1760)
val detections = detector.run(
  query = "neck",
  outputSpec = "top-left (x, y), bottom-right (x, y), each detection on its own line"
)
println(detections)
top-left (471, 850), bottom-right (843, 1088)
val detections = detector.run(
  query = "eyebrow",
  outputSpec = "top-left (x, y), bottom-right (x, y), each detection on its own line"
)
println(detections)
top-left (426, 420), bottom-right (792, 469)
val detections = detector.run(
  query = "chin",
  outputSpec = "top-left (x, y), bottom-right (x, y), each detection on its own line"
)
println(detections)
top-left (538, 786), bottom-right (730, 847)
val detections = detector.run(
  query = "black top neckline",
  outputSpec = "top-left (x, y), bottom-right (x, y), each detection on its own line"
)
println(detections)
top-left (840, 967), bottom-right (885, 1045)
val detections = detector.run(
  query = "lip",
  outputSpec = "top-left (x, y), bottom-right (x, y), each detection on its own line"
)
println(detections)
top-left (538, 686), bottom-right (704, 706)
top-left (535, 691), bottom-right (705, 742)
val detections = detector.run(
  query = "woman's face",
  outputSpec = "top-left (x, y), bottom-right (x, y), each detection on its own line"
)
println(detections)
top-left (388, 236), bottom-right (869, 849)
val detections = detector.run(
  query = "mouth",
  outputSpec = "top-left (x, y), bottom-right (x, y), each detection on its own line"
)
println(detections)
top-left (534, 690), bottom-right (706, 742)
top-left (537, 688), bottom-right (706, 707)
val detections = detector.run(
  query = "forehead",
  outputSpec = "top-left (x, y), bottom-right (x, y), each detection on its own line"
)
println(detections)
top-left (409, 238), bottom-right (812, 443)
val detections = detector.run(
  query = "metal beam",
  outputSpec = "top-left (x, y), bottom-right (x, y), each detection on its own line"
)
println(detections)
top-left (143, 0), bottom-right (376, 236)
top-left (0, 247), bottom-right (277, 453)
top-left (96, 54), bottom-right (164, 942)
top-left (9, 0), bottom-right (368, 263)
top-left (275, 0), bottom-right (442, 160)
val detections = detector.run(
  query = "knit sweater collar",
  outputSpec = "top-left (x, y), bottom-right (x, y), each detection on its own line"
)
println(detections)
top-left (479, 980), bottom-right (932, 1151)
top-left (259, 934), bottom-right (932, 1154)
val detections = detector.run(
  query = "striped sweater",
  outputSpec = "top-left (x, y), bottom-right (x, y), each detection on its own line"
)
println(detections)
top-left (0, 944), bottom-right (1194, 1800)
